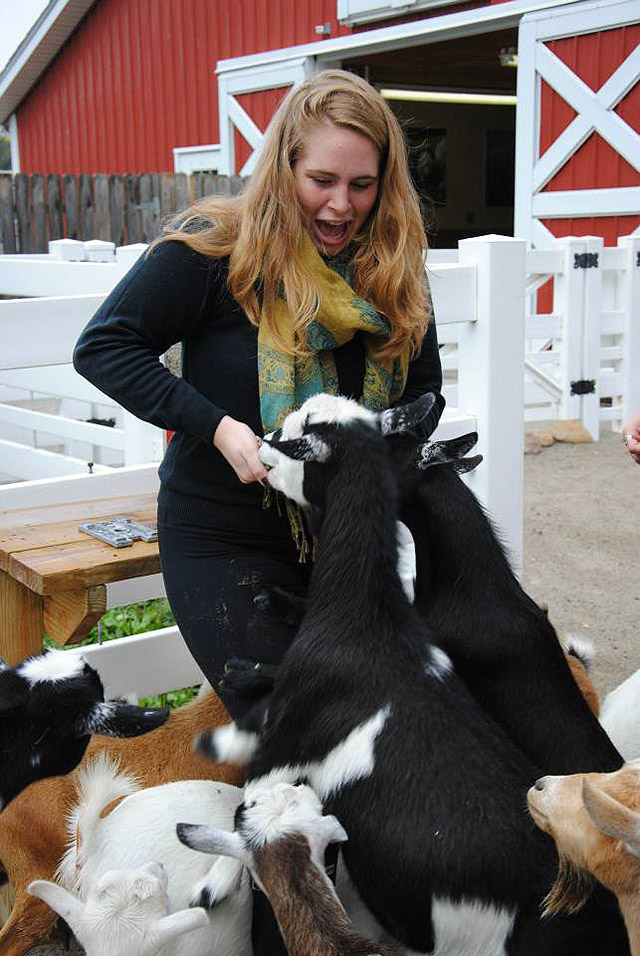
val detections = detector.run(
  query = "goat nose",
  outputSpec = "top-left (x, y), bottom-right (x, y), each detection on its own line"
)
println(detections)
top-left (533, 778), bottom-right (546, 791)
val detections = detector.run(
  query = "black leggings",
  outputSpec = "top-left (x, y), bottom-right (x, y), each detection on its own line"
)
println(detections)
top-left (157, 487), bottom-right (311, 719)
top-left (158, 489), bottom-right (311, 955)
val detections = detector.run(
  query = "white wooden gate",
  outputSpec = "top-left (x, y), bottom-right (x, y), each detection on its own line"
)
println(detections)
top-left (515, 0), bottom-right (640, 251)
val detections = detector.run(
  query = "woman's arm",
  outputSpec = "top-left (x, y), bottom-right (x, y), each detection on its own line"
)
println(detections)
top-left (73, 240), bottom-right (227, 446)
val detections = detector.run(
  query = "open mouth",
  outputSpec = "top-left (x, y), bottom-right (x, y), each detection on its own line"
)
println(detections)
top-left (315, 220), bottom-right (350, 245)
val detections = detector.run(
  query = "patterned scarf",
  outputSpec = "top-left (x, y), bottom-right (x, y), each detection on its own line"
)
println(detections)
top-left (257, 232), bottom-right (411, 560)
top-left (257, 231), bottom-right (410, 434)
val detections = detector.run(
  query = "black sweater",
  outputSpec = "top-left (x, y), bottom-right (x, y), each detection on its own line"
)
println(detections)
top-left (73, 240), bottom-right (444, 531)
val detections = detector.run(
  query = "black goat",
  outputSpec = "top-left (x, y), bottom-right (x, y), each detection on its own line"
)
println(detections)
top-left (197, 394), bottom-right (625, 955)
top-left (0, 649), bottom-right (168, 809)
top-left (391, 429), bottom-right (622, 776)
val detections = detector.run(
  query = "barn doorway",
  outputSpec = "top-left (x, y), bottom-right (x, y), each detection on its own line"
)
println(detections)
top-left (345, 29), bottom-right (518, 248)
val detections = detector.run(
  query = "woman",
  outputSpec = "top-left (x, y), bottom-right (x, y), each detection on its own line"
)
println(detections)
top-left (74, 66), bottom-right (444, 953)
top-left (74, 68), bottom-right (443, 712)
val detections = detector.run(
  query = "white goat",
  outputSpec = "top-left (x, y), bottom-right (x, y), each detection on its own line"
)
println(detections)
top-left (0, 681), bottom-right (241, 956)
top-left (601, 666), bottom-right (640, 760)
top-left (28, 862), bottom-right (207, 956)
top-left (178, 780), bottom-right (400, 956)
top-left (55, 754), bottom-right (252, 956)
top-left (527, 759), bottom-right (640, 955)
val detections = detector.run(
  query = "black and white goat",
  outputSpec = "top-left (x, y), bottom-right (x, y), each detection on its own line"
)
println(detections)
top-left (197, 393), bottom-right (623, 955)
top-left (0, 649), bottom-right (168, 810)
top-left (388, 428), bottom-right (623, 776)
top-left (178, 780), bottom-right (399, 956)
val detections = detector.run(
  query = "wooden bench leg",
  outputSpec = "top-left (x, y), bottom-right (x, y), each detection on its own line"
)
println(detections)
top-left (0, 570), bottom-right (44, 664)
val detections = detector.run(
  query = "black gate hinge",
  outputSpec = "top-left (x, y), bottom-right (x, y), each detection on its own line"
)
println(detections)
top-left (570, 379), bottom-right (596, 395)
top-left (573, 253), bottom-right (599, 269)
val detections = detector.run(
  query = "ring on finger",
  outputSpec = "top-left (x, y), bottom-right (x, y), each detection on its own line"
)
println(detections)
top-left (623, 434), bottom-right (634, 446)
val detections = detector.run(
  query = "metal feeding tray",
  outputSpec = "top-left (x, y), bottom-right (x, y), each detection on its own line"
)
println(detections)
top-left (79, 517), bottom-right (158, 548)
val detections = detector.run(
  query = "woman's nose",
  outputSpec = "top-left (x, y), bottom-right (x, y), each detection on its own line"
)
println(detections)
top-left (327, 185), bottom-right (350, 215)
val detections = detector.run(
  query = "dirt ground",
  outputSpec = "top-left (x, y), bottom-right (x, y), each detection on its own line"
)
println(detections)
top-left (522, 424), bottom-right (639, 699)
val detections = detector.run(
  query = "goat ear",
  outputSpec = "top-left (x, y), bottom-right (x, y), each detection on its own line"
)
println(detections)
top-left (582, 779), bottom-right (640, 856)
top-left (267, 436), bottom-right (330, 462)
top-left (155, 907), bottom-right (209, 946)
top-left (176, 823), bottom-right (249, 865)
top-left (451, 453), bottom-right (483, 475)
top-left (379, 392), bottom-right (436, 436)
top-left (78, 701), bottom-right (169, 738)
top-left (28, 881), bottom-right (85, 933)
top-left (415, 433), bottom-right (481, 473)
top-left (322, 814), bottom-right (349, 845)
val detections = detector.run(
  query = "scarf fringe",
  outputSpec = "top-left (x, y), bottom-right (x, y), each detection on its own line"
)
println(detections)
top-left (262, 485), bottom-right (313, 563)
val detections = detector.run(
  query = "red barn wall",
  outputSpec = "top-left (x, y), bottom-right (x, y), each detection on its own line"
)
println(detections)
top-left (539, 23), bottom-right (640, 245)
top-left (17, 0), bottom-right (350, 174)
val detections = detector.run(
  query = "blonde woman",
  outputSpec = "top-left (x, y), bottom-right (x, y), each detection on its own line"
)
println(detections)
top-left (74, 64), bottom-right (443, 697)
top-left (73, 70), bottom-right (443, 947)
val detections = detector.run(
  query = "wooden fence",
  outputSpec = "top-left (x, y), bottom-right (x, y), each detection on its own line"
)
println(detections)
top-left (0, 172), bottom-right (245, 253)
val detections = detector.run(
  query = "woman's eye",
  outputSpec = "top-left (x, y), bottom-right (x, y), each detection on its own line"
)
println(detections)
top-left (313, 178), bottom-right (331, 186)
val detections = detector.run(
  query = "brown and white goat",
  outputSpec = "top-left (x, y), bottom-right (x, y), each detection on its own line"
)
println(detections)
top-left (528, 760), bottom-right (640, 955)
top-left (0, 684), bottom-right (242, 956)
top-left (178, 780), bottom-right (399, 956)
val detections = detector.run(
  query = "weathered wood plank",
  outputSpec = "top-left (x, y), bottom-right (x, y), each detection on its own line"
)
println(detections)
top-left (125, 174), bottom-right (141, 243)
top-left (0, 506), bottom-right (157, 573)
top-left (79, 174), bottom-right (95, 239)
top-left (44, 584), bottom-right (107, 645)
top-left (0, 173), bottom-right (16, 253)
top-left (0, 569), bottom-right (44, 664)
top-left (159, 172), bottom-right (175, 225)
top-left (110, 174), bottom-right (126, 246)
top-left (32, 174), bottom-right (48, 252)
top-left (47, 174), bottom-right (64, 240)
top-left (174, 172), bottom-right (190, 213)
top-left (9, 540), bottom-right (161, 595)
top-left (14, 174), bottom-right (32, 253)
top-left (64, 174), bottom-right (80, 239)
top-left (94, 173), bottom-right (111, 240)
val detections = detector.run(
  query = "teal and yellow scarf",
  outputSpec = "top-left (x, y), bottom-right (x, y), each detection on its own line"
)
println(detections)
top-left (257, 232), bottom-right (410, 434)
top-left (257, 232), bottom-right (411, 559)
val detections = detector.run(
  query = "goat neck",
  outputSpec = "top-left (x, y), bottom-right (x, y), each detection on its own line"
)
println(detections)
top-left (307, 430), bottom-right (408, 628)
top-left (254, 835), bottom-right (398, 956)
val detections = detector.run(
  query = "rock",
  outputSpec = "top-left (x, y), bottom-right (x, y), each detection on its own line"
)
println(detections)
top-left (524, 431), bottom-right (543, 454)
top-left (548, 419), bottom-right (594, 443)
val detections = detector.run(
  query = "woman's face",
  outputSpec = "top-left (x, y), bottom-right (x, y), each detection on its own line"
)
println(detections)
top-left (293, 122), bottom-right (380, 256)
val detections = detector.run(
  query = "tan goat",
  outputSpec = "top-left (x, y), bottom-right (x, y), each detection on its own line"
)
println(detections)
top-left (527, 759), bottom-right (640, 956)
top-left (0, 685), bottom-right (241, 956)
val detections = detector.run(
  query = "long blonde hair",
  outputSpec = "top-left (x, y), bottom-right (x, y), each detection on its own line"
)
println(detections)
top-left (158, 69), bottom-right (429, 359)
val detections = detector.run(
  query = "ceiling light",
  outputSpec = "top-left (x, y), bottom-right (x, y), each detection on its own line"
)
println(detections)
top-left (380, 89), bottom-right (517, 106)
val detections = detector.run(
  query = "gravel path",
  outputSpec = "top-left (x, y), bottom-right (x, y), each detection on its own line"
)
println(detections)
top-left (522, 425), bottom-right (639, 698)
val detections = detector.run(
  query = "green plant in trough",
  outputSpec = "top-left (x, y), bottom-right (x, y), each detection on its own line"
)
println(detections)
top-left (44, 599), bottom-right (198, 709)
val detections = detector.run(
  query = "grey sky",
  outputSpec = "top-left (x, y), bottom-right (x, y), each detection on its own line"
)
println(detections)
top-left (0, 0), bottom-right (49, 72)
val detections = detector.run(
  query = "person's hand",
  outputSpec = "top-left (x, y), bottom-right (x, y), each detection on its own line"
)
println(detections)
top-left (621, 411), bottom-right (640, 465)
top-left (214, 416), bottom-right (268, 484)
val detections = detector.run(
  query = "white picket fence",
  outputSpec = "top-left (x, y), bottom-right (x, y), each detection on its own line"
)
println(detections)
top-left (432, 233), bottom-right (640, 440)
top-left (0, 230), bottom-right (636, 700)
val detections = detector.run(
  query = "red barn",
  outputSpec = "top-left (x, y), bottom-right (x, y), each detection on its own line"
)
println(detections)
top-left (0, 0), bottom-right (637, 249)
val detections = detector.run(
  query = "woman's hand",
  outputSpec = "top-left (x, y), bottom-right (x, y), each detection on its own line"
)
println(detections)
top-left (621, 412), bottom-right (640, 465)
top-left (214, 416), bottom-right (268, 484)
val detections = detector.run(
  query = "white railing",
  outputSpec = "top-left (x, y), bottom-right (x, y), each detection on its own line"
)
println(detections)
top-left (0, 234), bottom-right (528, 699)
top-left (0, 239), bottom-right (164, 481)
top-left (430, 233), bottom-right (640, 439)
